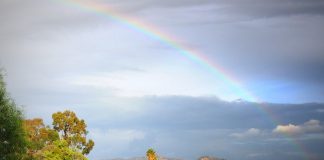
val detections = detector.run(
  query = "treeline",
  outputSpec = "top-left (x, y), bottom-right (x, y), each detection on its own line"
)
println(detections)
top-left (0, 74), bottom-right (94, 159)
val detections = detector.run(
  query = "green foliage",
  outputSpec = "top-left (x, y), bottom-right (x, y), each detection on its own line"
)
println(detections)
top-left (52, 110), bottom-right (94, 155)
top-left (0, 73), bottom-right (27, 159)
top-left (0, 73), bottom-right (94, 159)
top-left (24, 110), bottom-right (95, 159)
top-left (34, 140), bottom-right (87, 160)
top-left (23, 118), bottom-right (59, 159)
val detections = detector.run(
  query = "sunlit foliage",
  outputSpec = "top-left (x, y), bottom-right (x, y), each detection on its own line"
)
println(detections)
top-left (34, 140), bottom-right (87, 160)
top-left (52, 110), bottom-right (94, 155)
top-left (0, 73), bottom-right (94, 159)
top-left (23, 118), bottom-right (59, 159)
top-left (146, 148), bottom-right (158, 160)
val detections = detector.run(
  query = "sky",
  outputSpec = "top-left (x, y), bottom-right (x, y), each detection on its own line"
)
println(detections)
top-left (0, 0), bottom-right (324, 159)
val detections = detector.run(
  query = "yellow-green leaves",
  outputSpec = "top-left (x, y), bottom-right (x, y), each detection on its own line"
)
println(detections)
top-left (24, 110), bottom-right (94, 159)
top-left (35, 140), bottom-right (88, 160)
top-left (52, 110), bottom-right (94, 155)
top-left (23, 118), bottom-right (59, 159)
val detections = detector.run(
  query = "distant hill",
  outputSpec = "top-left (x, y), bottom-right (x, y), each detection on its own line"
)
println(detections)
top-left (198, 156), bottom-right (226, 160)
top-left (105, 156), bottom-right (225, 160)
top-left (108, 156), bottom-right (182, 160)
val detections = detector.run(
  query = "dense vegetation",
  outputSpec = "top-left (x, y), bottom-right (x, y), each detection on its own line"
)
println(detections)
top-left (23, 110), bottom-right (94, 159)
top-left (0, 73), bottom-right (94, 159)
top-left (0, 74), bottom-right (27, 159)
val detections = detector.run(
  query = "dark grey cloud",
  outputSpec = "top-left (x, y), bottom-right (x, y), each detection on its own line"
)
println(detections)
top-left (216, 0), bottom-right (324, 18)
top-left (2, 0), bottom-right (324, 37)
top-left (106, 0), bottom-right (324, 18)
top-left (81, 96), bottom-right (324, 160)
top-left (86, 96), bottom-right (324, 129)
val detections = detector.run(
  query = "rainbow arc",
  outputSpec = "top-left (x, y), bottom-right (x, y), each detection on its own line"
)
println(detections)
top-left (56, 0), bottom-right (313, 159)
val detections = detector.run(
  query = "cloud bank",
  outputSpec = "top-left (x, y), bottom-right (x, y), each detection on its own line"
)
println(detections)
top-left (273, 119), bottom-right (324, 136)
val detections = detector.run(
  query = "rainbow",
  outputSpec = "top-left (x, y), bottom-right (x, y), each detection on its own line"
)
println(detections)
top-left (55, 0), bottom-right (313, 159)
top-left (57, 0), bottom-right (258, 102)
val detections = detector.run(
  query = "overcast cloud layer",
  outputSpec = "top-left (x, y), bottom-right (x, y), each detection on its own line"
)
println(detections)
top-left (1, 0), bottom-right (324, 159)
top-left (21, 96), bottom-right (324, 160)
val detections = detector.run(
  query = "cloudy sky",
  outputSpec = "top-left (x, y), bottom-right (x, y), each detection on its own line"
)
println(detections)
top-left (1, 0), bottom-right (324, 159)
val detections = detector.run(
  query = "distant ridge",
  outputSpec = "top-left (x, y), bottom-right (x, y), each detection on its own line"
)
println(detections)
top-left (198, 156), bottom-right (226, 160)
top-left (105, 155), bottom-right (225, 160)
top-left (107, 156), bottom-right (183, 160)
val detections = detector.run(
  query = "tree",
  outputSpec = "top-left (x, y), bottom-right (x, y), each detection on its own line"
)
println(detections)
top-left (52, 110), bottom-right (94, 155)
top-left (146, 148), bottom-right (158, 160)
top-left (0, 73), bottom-right (27, 159)
top-left (23, 118), bottom-right (59, 159)
top-left (34, 140), bottom-right (87, 160)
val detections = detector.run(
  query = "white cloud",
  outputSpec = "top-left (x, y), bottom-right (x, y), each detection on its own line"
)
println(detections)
top-left (230, 128), bottom-right (263, 138)
top-left (302, 119), bottom-right (323, 133)
top-left (273, 124), bottom-right (303, 136)
top-left (67, 71), bottom-right (233, 100)
top-left (273, 119), bottom-right (324, 136)
top-left (231, 119), bottom-right (324, 139)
